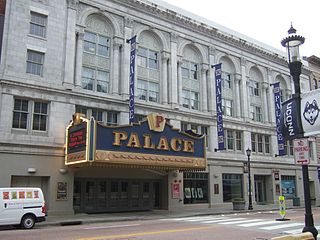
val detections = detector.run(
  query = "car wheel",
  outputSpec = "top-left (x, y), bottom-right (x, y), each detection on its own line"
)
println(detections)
top-left (21, 215), bottom-right (35, 229)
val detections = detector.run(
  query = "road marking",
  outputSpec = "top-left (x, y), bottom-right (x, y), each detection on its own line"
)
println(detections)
top-left (260, 222), bottom-right (304, 230)
top-left (203, 218), bottom-right (246, 224)
top-left (238, 220), bottom-right (277, 227)
top-left (83, 224), bottom-right (140, 230)
top-left (219, 219), bottom-right (263, 225)
top-left (187, 217), bottom-right (225, 222)
top-left (77, 226), bottom-right (214, 240)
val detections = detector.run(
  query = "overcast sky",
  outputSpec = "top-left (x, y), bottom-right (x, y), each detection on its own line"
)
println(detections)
top-left (160, 0), bottom-right (319, 58)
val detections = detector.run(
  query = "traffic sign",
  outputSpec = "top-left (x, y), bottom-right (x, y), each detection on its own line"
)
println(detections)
top-left (293, 139), bottom-right (310, 165)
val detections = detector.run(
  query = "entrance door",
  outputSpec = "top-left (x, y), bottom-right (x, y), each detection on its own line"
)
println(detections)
top-left (254, 177), bottom-right (266, 203)
top-left (84, 181), bottom-right (95, 212)
top-left (153, 182), bottom-right (160, 208)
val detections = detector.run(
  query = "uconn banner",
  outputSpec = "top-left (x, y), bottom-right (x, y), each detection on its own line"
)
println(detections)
top-left (271, 82), bottom-right (285, 156)
top-left (214, 63), bottom-right (225, 150)
top-left (280, 97), bottom-right (303, 141)
top-left (301, 88), bottom-right (320, 136)
top-left (127, 36), bottom-right (137, 124)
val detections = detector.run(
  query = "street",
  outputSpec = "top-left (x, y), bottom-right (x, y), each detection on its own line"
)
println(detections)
top-left (1, 209), bottom-right (320, 240)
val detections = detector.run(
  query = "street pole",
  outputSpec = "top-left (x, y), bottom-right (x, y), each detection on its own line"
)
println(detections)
top-left (246, 148), bottom-right (253, 210)
top-left (282, 26), bottom-right (318, 239)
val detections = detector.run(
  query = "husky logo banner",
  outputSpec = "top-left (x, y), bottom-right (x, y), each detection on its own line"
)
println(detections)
top-left (214, 63), bottom-right (225, 150)
top-left (280, 97), bottom-right (303, 141)
top-left (301, 88), bottom-right (320, 137)
top-left (271, 82), bottom-right (285, 156)
top-left (127, 36), bottom-right (137, 124)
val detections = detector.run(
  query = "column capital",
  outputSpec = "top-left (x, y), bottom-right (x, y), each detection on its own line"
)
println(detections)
top-left (113, 37), bottom-right (123, 49)
top-left (235, 73), bottom-right (242, 82)
top-left (201, 63), bottom-right (209, 72)
top-left (67, 0), bottom-right (79, 10)
top-left (76, 27), bottom-right (85, 40)
top-left (162, 51), bottom-right (170, 61)
top-left (262, 82), bottom-right (269, 90)
top-left (177, 56), bottom-right (183, 65)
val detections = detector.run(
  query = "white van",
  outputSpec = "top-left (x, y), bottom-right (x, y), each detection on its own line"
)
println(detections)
top-left (0, 187), bottom-right (46, 229)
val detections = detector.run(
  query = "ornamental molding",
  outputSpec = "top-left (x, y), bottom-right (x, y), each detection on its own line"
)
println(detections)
top-left (116, 0), bottom-right (288, 65)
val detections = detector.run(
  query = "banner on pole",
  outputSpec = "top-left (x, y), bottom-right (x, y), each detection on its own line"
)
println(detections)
top-left (271, 82), bottom-right (285, 156)
top-left (214, 63), bottom-right (225, 150)
top-left (127, 36), bottom-right (137, 124)
top-left (280, 97), bottom-right (303, 141)
top-left (301, 88), bottom-right (320, 137)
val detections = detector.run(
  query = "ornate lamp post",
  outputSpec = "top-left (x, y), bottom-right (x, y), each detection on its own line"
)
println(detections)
top-left (246, 148), bottom-right (253, 210)
top-left (281, 25), bottom-right (318, 239)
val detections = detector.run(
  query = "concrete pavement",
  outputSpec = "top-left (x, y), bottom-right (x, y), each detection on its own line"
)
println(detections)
top-left (38, 203), bottom-right (309, 227)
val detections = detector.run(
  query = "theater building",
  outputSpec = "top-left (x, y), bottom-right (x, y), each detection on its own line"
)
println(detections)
top-left (0, 0), bottom-right (319, 215)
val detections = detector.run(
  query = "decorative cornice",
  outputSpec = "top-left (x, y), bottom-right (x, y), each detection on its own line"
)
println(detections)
top-left (116, 0), bottom-right (288, 66)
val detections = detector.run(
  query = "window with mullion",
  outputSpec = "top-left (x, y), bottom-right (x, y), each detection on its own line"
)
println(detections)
top-left (235, 131), bottom-right (242, 151)
top-left (137, 79), bottom-right (159, 103)
top-left (12, 99), bottom-right (29, 129)
top-left (190, 91), bottom-right (199, 110)
top-left (32, 102), bottom-right (48, 131)
top-left (227, 130), bottom-right (234, 150)
top-left (26, 50), bottom-right (44, 76)
top-left (106, 112), bottom-right (118, 126)
top-left (250, 105), bottom-right (262, 122)
top-left (30, 12), bottom-right (47, 38)
top-left (96, 70), bottom-right (109, 93)
top-left (222, 72), bottom-right (232, 89)
top-left (182, 90), bottom-right (190, 109)
top-left (12, 98), bottom-right (49, 133)
top-left (222, 99), bottom-right (233, 116)
top-left (82, 67), bottom-right (94, 90)
top-left (249, 80), bottom-right (260, 96)
top-left (257, 134), bottom-right (263, 153)
top-left (182, 61), bottom-right (198, 80)
top-left (251, 133), bottom-right (256, 152)
top-left (84, 32), bottom-right (110, 57)
top-left (137, 47), bottom-right (158, 70)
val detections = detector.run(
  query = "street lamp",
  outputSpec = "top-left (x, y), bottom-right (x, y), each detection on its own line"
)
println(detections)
top-left (281, 25), bottom-right (318, 239)
top-left (246, 148), bottom-right (253, 210)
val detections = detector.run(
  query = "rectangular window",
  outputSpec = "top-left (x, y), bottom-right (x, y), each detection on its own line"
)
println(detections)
top-left (224, 129), bottom-right (242, 152)
top-left (81, 67), bottom-right (109, 93)
top-left (32, 101), bottom-right (48, 131)
top-left (26, 50), bottom-right (44, 76)
top-left (222, 99), bottom-right (233, 116)
top-left (137, 47), bottom-right (158, 70)
top-left (251, 133), bottom-right (271, 155)
top-left (12, 99), bottom-right (29, 129)
top-left (190, 91), bottom-right (199, 110)
top-left (222, 72), bottom-right (232, 89)
top-left (106, 112), bottom-right (118, 126)
top-left (12, 98), bottom-right (48, 132)
top-left (75, 106), bottom-right (118, 126)
top-left (249, 81), bottom-right (260, 96)
top-left (182, 90), bottom-right (190, 109)
top-left (222, 174), bottom-right (243, 202)
top-left (250, 105), bottom-right (262, 122)
top-left (30, 12), bottom-right (47, 38)
top-left (84, 32), bottom-right (110, 57)
top-left (182, 61), bottom-right (198, 80)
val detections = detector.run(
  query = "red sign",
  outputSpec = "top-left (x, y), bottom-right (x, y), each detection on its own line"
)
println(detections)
top-left (172, 183), bottom-right (180, 199)
top-left (67, 122), bottom-right (87, 154)
top-left (293, 139), bottom-right (310, 165)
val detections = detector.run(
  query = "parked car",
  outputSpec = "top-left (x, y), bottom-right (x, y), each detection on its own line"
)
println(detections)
top-left (0, 187), bottom-right (46, 229)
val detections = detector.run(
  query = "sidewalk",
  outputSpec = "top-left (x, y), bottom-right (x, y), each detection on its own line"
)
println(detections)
top-left (38, 204), bottom-right (306, 227)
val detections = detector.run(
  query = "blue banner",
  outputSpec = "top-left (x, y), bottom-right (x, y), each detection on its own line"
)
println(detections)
top-left (127, 36), bottom-right (137, 124)
top-left (280, 97), bottom-right (303, 141)
top-left (271, 82), bottom-right (285, 156)
top-left (214, 63), bottom-right (225, 150)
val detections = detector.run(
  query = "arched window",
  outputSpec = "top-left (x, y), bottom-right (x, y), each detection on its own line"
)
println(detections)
top-left (81, 14), bottom-right (113, 93)
top-left (276, 76), bottom-right (288, 103)
top-left (182, 46), bottom-right (201, 110)
top-left (137, 31), bottom-right (161, 103)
